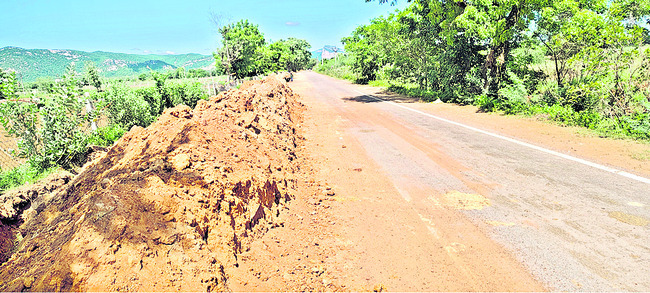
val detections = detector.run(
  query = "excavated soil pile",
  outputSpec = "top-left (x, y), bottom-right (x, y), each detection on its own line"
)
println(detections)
top-left (0, 75), bottom-right (304, 291)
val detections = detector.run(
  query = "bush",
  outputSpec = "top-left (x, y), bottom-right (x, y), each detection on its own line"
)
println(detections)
top-left (1, 69), bottom-right (18, 99)
top-left (314, 55), bottom-right (359, 82)
top-left (134, 86), bottom-right (162, 116)
top-left (387, 83), bottom-right (438, 102)
top-left (0, 65), bottom-right (91, 171)
top-left (166, 81), bottom-right (208, 109)
top-left (86, 124), bottom-right (127, 147)
top-left (0, 164), bottom-right (56, 193)
top-left (101, 83), bottom-right (155, 130)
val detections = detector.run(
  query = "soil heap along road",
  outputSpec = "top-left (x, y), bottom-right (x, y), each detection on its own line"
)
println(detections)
top-left (0, 76), bottom-right (304, 291)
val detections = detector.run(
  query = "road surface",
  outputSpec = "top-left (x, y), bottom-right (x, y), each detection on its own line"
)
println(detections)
top-left (232, 71), bottom-right (649, 291)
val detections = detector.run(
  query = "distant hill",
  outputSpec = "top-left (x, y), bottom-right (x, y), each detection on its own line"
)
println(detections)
top-left (312, 45), bottom-right (344, 61)
top-left (0, 47), bottom-right (215, 82)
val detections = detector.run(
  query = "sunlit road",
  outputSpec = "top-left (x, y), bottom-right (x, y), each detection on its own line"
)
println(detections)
top-left (291, 71), bottom-right (650, 291)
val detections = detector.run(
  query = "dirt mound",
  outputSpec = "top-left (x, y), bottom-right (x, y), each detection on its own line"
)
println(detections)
top-left (0, 171), bottom-right (74, 264)
top-left (0, 75), bottom-right (304, 291)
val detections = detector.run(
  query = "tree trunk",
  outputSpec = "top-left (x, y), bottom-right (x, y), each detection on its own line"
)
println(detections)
top-left (482, 4), bottom-right (520, 97)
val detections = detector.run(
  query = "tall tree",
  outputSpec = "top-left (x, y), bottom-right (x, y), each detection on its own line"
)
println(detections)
top-left (84, 61), bottom-right (102, 91)
top-left (368, 0), bottom-right (548, 96)
top-left (261, 38), bottom-right (314, 73)
top-left (217, 20), bottom-right (266, 79)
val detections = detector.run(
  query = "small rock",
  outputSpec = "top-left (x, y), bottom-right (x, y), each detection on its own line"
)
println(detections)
top-left (171, 154), bottom-right (191, 171)
top-left (22, 276), bottom-right (35, 288)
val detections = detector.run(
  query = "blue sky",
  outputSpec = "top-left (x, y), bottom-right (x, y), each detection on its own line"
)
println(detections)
top-left (0, 0), bottom-right (408, 55)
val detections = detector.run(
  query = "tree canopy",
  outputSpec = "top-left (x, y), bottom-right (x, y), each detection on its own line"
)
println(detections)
top-left (216, 20), bottom-right (315, 78)
top-left (324, 0), bottom-right (650, 138)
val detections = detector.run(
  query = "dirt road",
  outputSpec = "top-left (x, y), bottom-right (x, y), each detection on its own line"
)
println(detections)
top-left (229, 71), bottom-right (649, 291)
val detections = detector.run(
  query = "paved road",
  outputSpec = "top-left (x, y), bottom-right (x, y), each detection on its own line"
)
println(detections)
top-left (293, 71), bottom-right (649, 291)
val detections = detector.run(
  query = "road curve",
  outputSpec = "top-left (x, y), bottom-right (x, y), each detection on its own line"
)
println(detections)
top-left (290, 71), bottom-right (650, 291)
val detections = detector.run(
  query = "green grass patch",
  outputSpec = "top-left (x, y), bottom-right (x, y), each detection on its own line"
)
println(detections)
top-left (0, 164), bottom-right (58, 194)
top-left (367, 79), bottom-right (391, 88)
top-left (387, 83), bottom-right (439, 102)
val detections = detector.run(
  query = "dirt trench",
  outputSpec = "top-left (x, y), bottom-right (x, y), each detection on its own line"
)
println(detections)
top-left (0, 75), bottom-right (304, 291)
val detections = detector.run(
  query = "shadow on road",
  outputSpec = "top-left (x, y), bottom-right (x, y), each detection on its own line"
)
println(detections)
top-left (343, 90), bottom-right (421, 104)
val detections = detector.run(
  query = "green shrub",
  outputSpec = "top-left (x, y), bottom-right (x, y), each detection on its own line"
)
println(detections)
top-left (134, 87), bottom-right (162, 116)
top-left (101, 83), bottom-right (155, 130)
top-left (387, 84), bottom-right (438, 102)
top-left (0, 164), bottom-right (56, 193)
top-left (86, 124), bottom-right (127, 147)
top-left (1, 69), bottom-right (18, 99)
top-left (166, 81), bottom-right (208, 109)
top-left (0, 65), bottom-right (91, 171)
top-left (314, 55), bottom-right (359, 82)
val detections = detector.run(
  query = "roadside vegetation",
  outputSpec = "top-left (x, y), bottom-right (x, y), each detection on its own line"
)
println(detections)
top-left (316, 0), bottom-right (650, 140)
top-left (215, 19), bottom-right (316, 79)
top-left (0, 18), bottom-right (315, 193)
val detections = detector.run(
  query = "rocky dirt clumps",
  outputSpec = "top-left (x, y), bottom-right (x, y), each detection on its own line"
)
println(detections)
top-left (0, 75), bottom-right (304, 291)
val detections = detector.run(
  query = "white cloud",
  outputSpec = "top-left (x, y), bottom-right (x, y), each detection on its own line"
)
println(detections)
top-left (285, 21), bottom-right (300, 26)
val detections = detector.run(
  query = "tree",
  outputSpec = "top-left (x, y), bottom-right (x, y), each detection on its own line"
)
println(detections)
top-left (0, 65), bottom-right (91, 170)
top-left (84, 61), bottom-right (102, 91)
top-left (216, 19), bottom-right (266, 78)
top-left (368, 0), bottom-right (549, 96)
top-left (262, 38), bottom-right (314, 73)
top-left (0, 68), bottom-right (18, 100)
top-left (534, 0), bottom-right (606, 89)
top-left (342, 18), bottom-right (392, 83)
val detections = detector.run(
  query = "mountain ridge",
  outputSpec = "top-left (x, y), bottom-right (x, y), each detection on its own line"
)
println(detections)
top-left (0, 47), bottom-right (215, 82)
top-left (311, 45), bottom-right (344, 61)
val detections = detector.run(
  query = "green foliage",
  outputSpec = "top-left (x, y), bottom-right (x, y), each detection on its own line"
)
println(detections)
top-left (342, 22), bottom-right (384, 83)
top-left (134, 86), bottom-right (162, 116)
top-left (84, 61), bottom-right (102, 91)
top-left (0, 100), bottom-right (40, 159)
top-left (100, 83), bottom-right (156, 130)
top-left (0, 164), bottom-right (57, 193)
top-left (0, 65), bottom-right (91, 171)
top-left (214, 20), bottom-right (314, 77)
top-left (166, 80), bottom-right (208, 109)
top-left (260, 38), bottom-right (314, 72)
top-left (86, 124), bottom-right (126, 147)
top-left (0, 68), bottom-right (18, 100)
top-left (388, 83), bottom-right (439, 102)
top-left (28, 77), bottom-right (56, 93)
top-left (100, 73), bottom-right (208, 131)
top-left (36, 65), bottom-right (92, 170)
top-left (217, 20), bottom-right (266, 78)
top-left (314, 55), bottom-right (358, 81)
